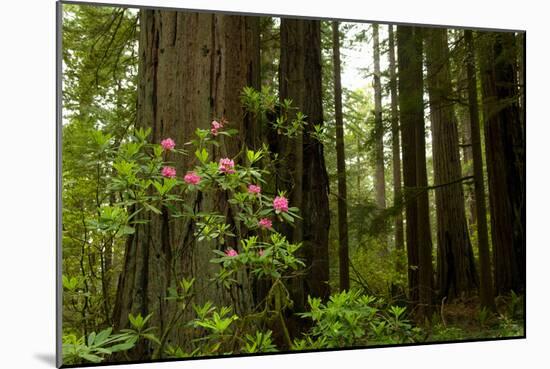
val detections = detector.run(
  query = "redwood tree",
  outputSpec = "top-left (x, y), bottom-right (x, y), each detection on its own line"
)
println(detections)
top-left (388, 25), bottom-right (405, 260)
top-left (425, 28), bottom-right (478, 299)
top-left (278, 18), bottom-right (330, 310)
top-left (112, 10), bottom-right (260, 357)
top-left (332, 21), bottom-right (350, 291)
top-left (397, 26), bottom-right (433, 317)
top-left (373, 23), bottom-right (386, 209)
top-left (478, 31), bottom-right (525, 295)
top-left (464, 29), bottom-right (495, 309)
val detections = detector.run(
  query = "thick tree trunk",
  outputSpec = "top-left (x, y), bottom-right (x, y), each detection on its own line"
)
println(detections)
top-left (332, 21), bottom-right (350, 291)
top-left (388, 25), bottom-right (405, 260)
top-left (112, 11), bottom-right (260, 358)
top-left (478, 32), bottom-right (525, 295)
top-left (425, 28), bottom-right (478, 300)
top-left (397, 26), bottom-right (433, 316)
top-left (464, 30), bottom-right (495, 310)
top-left (279, 18), bottom-right (330, 312)
top-left (373, 23), bottom-right (386, 209)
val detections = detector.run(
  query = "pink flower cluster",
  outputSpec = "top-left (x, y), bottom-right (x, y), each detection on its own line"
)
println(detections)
top-left (273, 196), bottom-right (289, 213)
top-left (184, 171), bottom-right (201, 185)
top-left (211, 120), bottom-right (224, 136)
top-left (161, 138), bottom-right (176, 151)
top-left (248, 184), bottom-right (261, 195)
top-left (225, 248), bottom-right (238, 257)
top-left (258, 218), bottom-right (272, 229)
top-left (219, 158), bottom-right (236, 174)
top-left (161, 166), bottom-right (177, 178)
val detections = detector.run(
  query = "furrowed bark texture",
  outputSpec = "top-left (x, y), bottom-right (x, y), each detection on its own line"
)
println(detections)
top-left (278, 18), bottom-right (330, 317)
top-left (112, 11), bottom-right (260, 358)
top-left (397, 26), bottom-right (433, 314)
top-left (425, 28), bottom-right (478, 300)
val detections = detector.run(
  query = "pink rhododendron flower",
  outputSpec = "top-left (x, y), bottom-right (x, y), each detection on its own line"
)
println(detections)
top-left (160, 138), bottom-right (176, 151)
top-left (184, 171), bottom-right (201, 185)
top-left (273, 196), bottom-right (289, 213)
top-left (161, 166), bottom-right (177, 178)
top-left (224, 248), bottom-right (238, 257)
top-left (219, 158), bottom-right (236, 174)
top-left (258, 218), bottom-right (272, 229)
top-left (248, 184), bottom-right (261, 195)
top-left (211, 120), bottom-right (223, 136)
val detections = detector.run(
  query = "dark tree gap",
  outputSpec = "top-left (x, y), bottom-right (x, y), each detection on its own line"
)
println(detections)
top-left (478, 31), bottom-right (525, 295)
top-left (464, 29), bottom-right (495, 310)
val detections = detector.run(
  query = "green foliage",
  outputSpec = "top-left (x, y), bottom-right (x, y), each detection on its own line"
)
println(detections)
top-left (430, 325), bottom-right (466, 341)
top-left (506, 290), bottom-right (524, 319)
top-left (62, 312), bottom-right (160, 364)
top-left (241, 86), bottom-right (307, 138)
top-left (189, 304), bottom-right (240, 355)
top-left (242, 331), bottom-right (278, 353)
top-left (295, 290), bottom-right (421, 348)
top-left (495, 315), bottom-right (523, 337)
top-left (62, 327), bottom-right (137, 364)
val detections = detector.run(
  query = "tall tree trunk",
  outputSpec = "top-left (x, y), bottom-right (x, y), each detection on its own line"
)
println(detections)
top-left (415, 33), bottom-right (434, 320)
top-left (373, 23), bottom-right (386, 209)
top-left (425, 28), bottom-right (478, 300)
top-left (388, 25), bottom-right (404, 261)
top-left (397, 26), bottom-right (433, 317)
top-left (332, 21), bottom-right (349, 291)
top-left (457, 63), bottom-right (477, 230)
top-left (279, 18), bottom-right (330, 317)
top-left (478, 32), bottom-right (525, 295)
top-left (112, 11), bottom-right (260, 358)
top-left (464, 30), bottom-right (495, 310)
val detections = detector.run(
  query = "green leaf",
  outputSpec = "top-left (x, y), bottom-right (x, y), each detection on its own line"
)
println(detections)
top-left (281, 212), bottom-right (294, 223)
top-left (144, 203), bottom-right (162, 215)
top-left (80, 353), bottom-right (103, 363)
top-left (110, 337), bottom-right (137, 352)
top-left (94, 328), bottom-right (113, 345)
top-left (195, 148), bottom-right (209, 163)
top-left (87, 332), bottom-right (96, 346)
top-left (142, 333), bottom-right (161, 345)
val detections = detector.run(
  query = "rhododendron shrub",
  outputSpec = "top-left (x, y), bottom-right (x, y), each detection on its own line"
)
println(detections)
top-left (160, 137), bottom-right (176, 151)
top-left (106, 118), bottom-right (305, 355)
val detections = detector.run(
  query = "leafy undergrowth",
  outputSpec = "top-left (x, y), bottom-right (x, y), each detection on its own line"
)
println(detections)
top-left (62, 291), bottom-right (524, 365)
top-left (425, 293), bottom-right (524, 342)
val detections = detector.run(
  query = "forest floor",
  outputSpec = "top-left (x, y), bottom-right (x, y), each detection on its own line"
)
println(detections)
top-left (423, 296), bottom-right (524, 342)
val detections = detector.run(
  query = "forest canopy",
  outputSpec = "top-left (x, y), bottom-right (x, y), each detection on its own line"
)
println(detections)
top-left (60, 3), bottom-right (525, 366)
